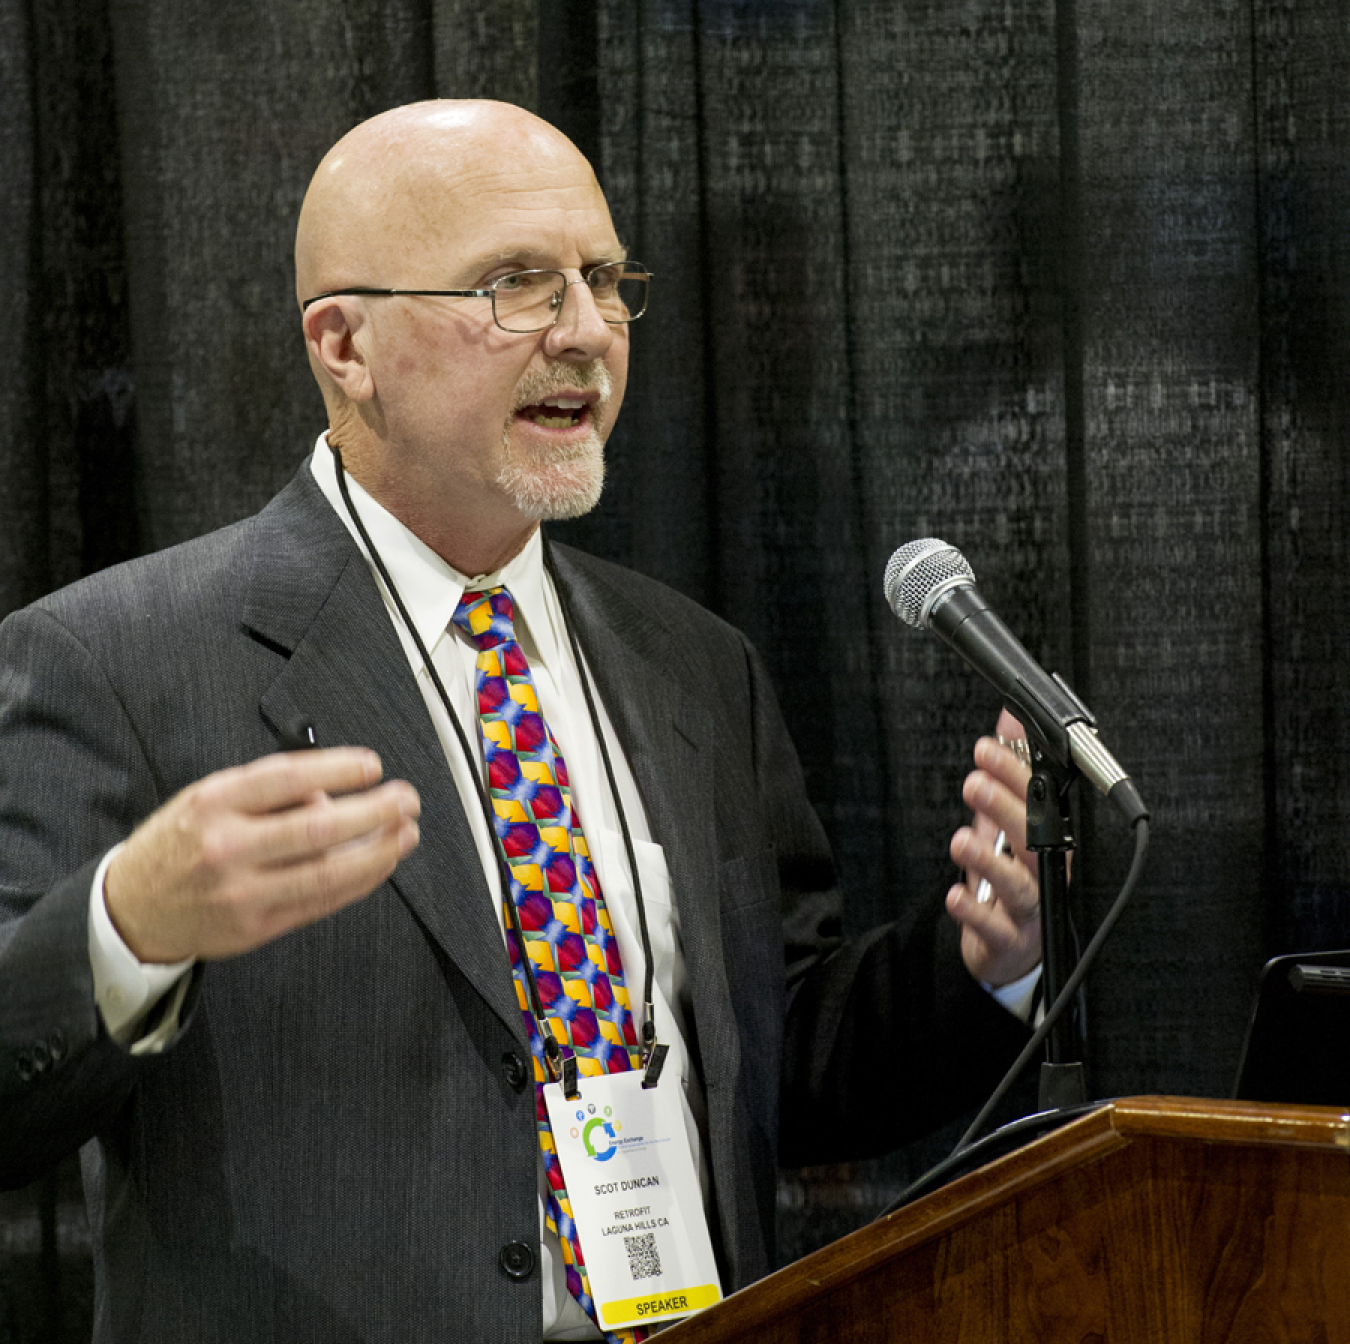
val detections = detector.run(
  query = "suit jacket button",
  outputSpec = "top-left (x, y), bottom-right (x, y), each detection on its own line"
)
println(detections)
top-left (502, 1052), bottom-right (528, 1092)
top-left (14, 1048), bottom-right (33, 1082)
top-left (30, 1040), bottom-right (51, 1075)
top-left (499, 1240), bottom-right (535, 1281)
top-left (48, 1030), bottom-right (67, 1064)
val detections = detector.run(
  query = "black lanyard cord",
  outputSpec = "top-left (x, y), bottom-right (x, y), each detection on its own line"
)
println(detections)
top-left (329, 445), bottom-right (658, 1071)
top-left (542, 532), bottom-right (658, 1055)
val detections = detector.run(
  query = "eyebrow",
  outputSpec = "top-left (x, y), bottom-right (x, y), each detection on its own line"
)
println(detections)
top-left (470, 242), bottom-right (631, 276)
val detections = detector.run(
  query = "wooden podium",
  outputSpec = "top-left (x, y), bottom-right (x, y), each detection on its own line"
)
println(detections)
top-left (661, 1097), bottom-right (1350, 1342)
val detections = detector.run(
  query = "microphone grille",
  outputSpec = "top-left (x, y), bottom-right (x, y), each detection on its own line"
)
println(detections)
top-left (883, 539), bottom-right (975, 627)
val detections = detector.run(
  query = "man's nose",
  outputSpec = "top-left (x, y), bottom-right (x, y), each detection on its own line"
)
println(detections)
top-left (542, 276), bottom-right (615, 359)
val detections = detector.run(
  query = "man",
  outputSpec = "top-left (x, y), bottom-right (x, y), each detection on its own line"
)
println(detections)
top-left (0, 101), bottom-right (1039, 1342)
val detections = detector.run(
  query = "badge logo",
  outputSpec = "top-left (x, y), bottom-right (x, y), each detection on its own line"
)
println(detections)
top-left (583, 1116), bottom-right (618, 1161)
top-left (578, 1104), bottom-right (621, 1161)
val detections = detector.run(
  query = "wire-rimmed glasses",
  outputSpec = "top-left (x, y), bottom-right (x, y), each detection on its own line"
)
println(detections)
top-left (300, 261), bottom-right (651, 333)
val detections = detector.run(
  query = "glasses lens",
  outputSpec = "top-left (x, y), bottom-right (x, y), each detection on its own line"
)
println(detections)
top-left (492, 270), bottom-right (566, 333)
top-left (588, 264), bottom-right (649, 324)
top-left (490, 266), bottom-right (650, 331)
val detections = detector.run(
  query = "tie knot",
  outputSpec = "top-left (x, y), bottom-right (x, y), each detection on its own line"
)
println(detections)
top-left (452, 586), bottom-right (518, 650)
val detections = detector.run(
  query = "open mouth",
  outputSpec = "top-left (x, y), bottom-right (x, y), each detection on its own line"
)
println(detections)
top-left (517, 396), bottom-right (590, 430)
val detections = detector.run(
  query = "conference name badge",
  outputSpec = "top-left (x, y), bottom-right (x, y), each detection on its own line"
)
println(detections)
top-left (544, 1066), bottom-right (722, 1330)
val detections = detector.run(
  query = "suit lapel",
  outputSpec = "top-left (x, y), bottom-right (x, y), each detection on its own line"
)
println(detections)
top-left (546, 548), bottom-right (738, 1093)
top-left (548, 547), bottom-right (752, 1275)
top-left (242, 471), bottom-right (524, 1042)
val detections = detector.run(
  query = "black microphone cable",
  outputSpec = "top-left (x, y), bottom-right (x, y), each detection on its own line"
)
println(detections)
top-left (875, 538), bottom-right (1152, 1214)
top-left (877, 816), bottom-right (1149, 1218)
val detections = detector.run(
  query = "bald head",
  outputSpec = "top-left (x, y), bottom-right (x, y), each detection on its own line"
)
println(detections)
top-left (295, 100), bottom-right (602, 306)
top-left (292, 100), bottom-right (630, 574)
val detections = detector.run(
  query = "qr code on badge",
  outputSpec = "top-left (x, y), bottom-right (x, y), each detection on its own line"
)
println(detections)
top-left (624, 1231), bottom-right (662, 1282)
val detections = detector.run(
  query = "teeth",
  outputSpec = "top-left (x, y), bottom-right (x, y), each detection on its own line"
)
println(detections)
top-left (542, 397), bottom-right (585, 409)
top-left (531, 414), bottom-right (575, 429)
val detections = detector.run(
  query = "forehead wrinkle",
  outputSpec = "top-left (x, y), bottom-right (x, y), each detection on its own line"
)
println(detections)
top-left (466, 238), bottom-right (630, 273)
top-left (391, 171), bottom-right (619, 279)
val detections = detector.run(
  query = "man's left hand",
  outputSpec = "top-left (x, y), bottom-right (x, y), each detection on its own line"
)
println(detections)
top-left (946, 709), bottom-right (1042, 987)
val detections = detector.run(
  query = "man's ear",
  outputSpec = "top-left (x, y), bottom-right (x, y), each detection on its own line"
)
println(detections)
top-left (303, 299), bottom-right (375, 403)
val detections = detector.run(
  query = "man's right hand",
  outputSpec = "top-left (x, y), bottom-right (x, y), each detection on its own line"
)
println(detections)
top-left (103, 748), bottom-right (420, 964)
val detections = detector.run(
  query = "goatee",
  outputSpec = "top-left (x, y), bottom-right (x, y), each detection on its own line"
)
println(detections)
top-left (497, 362), bottom-right (612, 520)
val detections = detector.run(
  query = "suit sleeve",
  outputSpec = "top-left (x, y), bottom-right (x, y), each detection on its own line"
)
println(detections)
top-left (731, 634), bottom-right (1031, 1167)
top-left (0, 607), bottom-right (181, 1188)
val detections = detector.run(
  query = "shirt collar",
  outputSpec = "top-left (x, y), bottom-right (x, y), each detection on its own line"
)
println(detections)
top-left (308, 433), bottom-right (559, 672)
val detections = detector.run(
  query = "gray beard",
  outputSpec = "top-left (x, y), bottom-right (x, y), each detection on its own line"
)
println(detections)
top-left (497, 362), bottom-right (612, 519)
top-left (496, 433), bottom-right (606, 520)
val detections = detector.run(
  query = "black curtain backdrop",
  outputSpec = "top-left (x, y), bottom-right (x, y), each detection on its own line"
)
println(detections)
top-left (3, 0), bottom-right (1349, 1338)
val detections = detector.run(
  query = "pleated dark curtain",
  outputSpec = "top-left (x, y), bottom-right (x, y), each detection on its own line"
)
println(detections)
top-left (3, 0), bottom-right (1349, 1337)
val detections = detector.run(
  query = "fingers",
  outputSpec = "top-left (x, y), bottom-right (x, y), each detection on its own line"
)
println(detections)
top-left (946, 877), bottom-right (1043, 987)
top-left (975, 712), bottom-right (1032, 790)
top-left (105, 749), bottom-right (421, 964)
top-left (946, 710), bottom-right (1042, 986)
top-left (993, 709), bottom-right (1028, 753)
top-left (197, 775), bottom-right (420, 873)
top-left (191, 746), bottom-right (388, 815)
top-left (951, 825), bottom-right (1038, 920)
top-left (962, 764), bottom-right (1029, 856)
top-left (948, 825), bottom-right (1041, 985)
top-left (206, 806), bottom-right (419, 952)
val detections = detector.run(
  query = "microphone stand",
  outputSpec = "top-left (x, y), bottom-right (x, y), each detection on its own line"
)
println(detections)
top-left (1025, 752), bottom-right (1087, 1109)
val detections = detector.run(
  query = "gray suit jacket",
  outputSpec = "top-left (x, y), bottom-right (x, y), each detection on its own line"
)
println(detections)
top-left (0, 466), bottom-right (1027, 1342)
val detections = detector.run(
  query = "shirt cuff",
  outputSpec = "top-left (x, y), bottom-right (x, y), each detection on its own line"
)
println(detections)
top-left (88, 844), bottom-right (195, 1049)
top-left (985, 963), bottom-right (1043, 1024)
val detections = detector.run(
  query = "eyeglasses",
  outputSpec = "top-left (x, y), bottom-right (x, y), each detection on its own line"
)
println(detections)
top-left (301, 261), bottom-right (651, 334)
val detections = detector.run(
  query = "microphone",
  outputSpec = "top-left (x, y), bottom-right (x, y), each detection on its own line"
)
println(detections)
top-left (883, 539), bottom-right (1147, 824)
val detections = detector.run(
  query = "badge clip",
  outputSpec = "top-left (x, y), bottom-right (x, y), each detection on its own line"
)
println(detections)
top-left (642, 1042), bottom-right (669, 1090)
top-left (544, 1036), bottom-right (581, 1101)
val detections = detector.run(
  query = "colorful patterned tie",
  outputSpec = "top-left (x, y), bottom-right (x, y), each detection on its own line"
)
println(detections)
top-left (452, 587), bottom-right (645, 1342)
